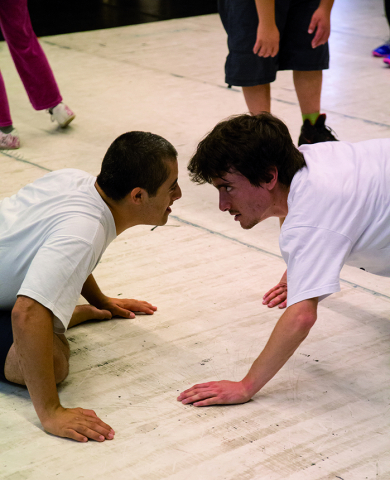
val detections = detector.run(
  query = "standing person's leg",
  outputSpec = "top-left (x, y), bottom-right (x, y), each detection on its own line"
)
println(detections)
top-left (382, 0), bottom-right (390, 64)
top-left (294, 69), bottom-right (337, 145)
top-left (219, 0), bottom-right (278, 114)
top-left (385, 0), bottom-right (390, 24)
top-left (0, 72), bottom-right (12, 128)
top-left (0, 0), bottom-right (75, 127)
top-left (293, 70), bottom-right (321, 116)
top-left (373, 0), bottom-right (390, 57)
top-left (0, 0), bottom-right (62, 110)
top-left (278, 0), bottom-right (337, 144)
top-left (0, 72), bottom-right (20, 149)
top-left (242, 84), bottom-right (271, 114)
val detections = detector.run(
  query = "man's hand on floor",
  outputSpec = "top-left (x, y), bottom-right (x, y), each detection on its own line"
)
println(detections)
top-left (101, 297), bottom-right (157, 318)
top-left (177, 380), bottom-right (252, 407)
top-left (42, 406), bottom-right (115, 443)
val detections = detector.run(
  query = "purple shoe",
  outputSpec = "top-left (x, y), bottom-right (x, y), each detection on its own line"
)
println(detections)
top-left (372, 44), bottom-right (390, 57)
top-left (0, 128), bottom-right (20, 149)
top-left (384, 55), bottom-right (390, 65)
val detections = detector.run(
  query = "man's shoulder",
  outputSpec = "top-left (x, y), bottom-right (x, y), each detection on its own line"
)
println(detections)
top-left (298, 138), bottom-right (390, 163)
top-left (43, 168), bottom-right (93, 183)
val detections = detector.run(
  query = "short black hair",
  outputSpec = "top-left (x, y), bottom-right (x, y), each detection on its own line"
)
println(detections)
top-left (97, 131), bottom-right (177, 201)
top-left (188, 112), bottom-right (306, 187)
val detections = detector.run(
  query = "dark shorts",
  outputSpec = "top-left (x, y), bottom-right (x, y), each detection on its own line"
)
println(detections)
top-left (219, 0), bottom-right (330, 86)
top-left (0, 310), bottom-right (14, 383)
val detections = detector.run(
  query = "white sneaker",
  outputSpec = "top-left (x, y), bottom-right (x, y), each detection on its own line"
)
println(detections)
top-left (48, 103), bottom-right (75, 128)
top-left (0, 128), bottom-right (20, 149)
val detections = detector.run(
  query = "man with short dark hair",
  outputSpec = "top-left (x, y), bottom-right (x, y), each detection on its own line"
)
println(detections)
top-left (0, 131), bottom-right (181, 442)
top-left (178, 112), bottom-right (390, 407)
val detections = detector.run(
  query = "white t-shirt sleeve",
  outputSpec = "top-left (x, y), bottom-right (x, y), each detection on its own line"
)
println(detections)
top-left (280, 226), bottom-right (352, 307)
top-left (17, 235), bottom-right (97, 333)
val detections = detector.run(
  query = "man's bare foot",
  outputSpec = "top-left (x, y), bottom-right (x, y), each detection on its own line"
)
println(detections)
top-left (68, 305), bottom-right (112, 328)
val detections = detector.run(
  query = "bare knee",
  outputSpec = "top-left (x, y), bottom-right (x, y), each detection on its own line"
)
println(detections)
top-left (4, 336), bottom-right (70, 385)
top-left (4, 345), bottom-right (25, 385)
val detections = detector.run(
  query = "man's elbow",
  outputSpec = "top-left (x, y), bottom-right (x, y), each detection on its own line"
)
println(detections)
top-left (11, 303), bottom-right (29, 334)
top-left (295, 311), bottom-right (317, 335)
top-left (11, 297), bottom-right (52, 334)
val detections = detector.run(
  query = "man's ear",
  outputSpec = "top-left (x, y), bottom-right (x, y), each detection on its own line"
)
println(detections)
top-left (128, 187), bottom-right (148, 205)
top-left (264, 167), bottom-right (279, 190)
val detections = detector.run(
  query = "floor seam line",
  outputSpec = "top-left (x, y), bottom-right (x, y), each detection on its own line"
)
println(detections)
top-left (0, 151), bottom-right (52, 172)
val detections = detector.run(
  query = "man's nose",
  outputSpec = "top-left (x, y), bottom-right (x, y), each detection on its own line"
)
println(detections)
top-left (174, 184), bottom-right (182, 201)
top-left (219, 191), bottom-right (230, 212)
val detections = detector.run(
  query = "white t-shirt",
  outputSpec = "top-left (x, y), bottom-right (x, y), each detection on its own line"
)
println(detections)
top-left (280, 139), bottom-right (390, 307)
top-left (0, 169), bottom-right (116, 333)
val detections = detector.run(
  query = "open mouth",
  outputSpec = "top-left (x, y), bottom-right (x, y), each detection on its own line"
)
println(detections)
top-left (234, 214), bottom-right (241, 221)
top-left (166, 206), bottom-right (172, 213)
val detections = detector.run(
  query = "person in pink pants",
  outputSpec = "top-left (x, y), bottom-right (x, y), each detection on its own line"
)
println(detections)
top-left (0, 0), bottom-right (75, 150)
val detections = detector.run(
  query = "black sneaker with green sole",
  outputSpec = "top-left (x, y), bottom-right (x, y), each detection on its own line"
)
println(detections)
top-left (298, 114), bottom-right (338, 146)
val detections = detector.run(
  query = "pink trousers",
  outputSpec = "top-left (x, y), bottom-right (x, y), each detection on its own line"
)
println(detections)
top-left (0, 0), bottom-right (62, 126)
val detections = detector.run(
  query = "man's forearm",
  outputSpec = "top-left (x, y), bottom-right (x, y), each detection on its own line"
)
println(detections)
top-left (242, 298), bottom-right (318, 395)
top-left (319, 0), bottom-right (334, 13)
top-left (81, 274), bottom-right (108, 307)
top-left (12, 296), bottom-right (116, 442)
top-left (12, 297), bottom-right (61, 423)
top-left (177, 298), bottom-right (319, 407)
top-left (254, 0), bottom-right (275, 23)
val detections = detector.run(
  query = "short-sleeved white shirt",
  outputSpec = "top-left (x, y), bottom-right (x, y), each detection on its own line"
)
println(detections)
top-left (280, 139), bottom-right (390, 307)
top-left (0, 169), bottom-right (116, 333)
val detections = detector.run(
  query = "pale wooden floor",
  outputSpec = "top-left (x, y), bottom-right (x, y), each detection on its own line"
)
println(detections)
top-left (1, 0), bottom-right (390, 478)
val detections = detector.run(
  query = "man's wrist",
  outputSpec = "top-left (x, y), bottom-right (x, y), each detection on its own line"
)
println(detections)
top-left (259, 17), bottom-right (277, 29)
top-left (317, 1), bottom-right (333, 14)
top-left (91, 294), bottom-right (110, 309)
top-left (240, 377), bottom-right (259, 398)
top-left (37, 401), bottom-right (63, 424)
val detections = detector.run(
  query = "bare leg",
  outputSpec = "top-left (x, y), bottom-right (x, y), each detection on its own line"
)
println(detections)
top-left (4, 305), bottom-right (110, 384)
top-left (293, 70), bottom-right (322, 115)
top-left (4, 333), bottom-right (70, 385)
top-left (242, 84), bottom-right (271, 115)
top-left (68, 305), bottom-right (111, 328)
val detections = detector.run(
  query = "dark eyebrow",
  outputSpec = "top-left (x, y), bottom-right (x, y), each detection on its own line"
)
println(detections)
top-left (214, 180), bottom-right (231, 190)
top-left (169, 178), bottom-right (178, 190)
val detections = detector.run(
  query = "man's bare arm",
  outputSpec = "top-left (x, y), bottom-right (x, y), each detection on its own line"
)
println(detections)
top-left (308, 0), bottom-right (334, 48)
top-left (253, 0), bottom-right (279, 58)
top-left (11, 296), bottom-right (115, 442)
top-left (81, 273), bottom-right (108, 307)
top-left (177, 298), bottom-right (318, 406)
top-left (80, 274), bottom-right (157, 322)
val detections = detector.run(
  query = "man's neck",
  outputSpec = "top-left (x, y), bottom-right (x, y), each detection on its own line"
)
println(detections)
top-left (94, 182), bottom-right (137, 235)
top-left (273, 183), bottom-right (290, 219)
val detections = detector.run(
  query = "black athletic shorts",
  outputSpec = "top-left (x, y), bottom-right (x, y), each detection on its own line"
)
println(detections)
top-left (219, 0), bottom-right (330, 86)
top-left (0, 310), bottom-right (14, 383)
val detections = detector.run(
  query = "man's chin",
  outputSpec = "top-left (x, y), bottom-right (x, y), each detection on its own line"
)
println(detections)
top-left (238, 218), bottom-right (257, 230)
top-left (158, 214), bottom-right (170, 226)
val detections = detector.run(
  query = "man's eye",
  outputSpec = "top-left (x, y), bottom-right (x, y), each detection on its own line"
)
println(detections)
top-left (226, 186), bottom-right (232, 192)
